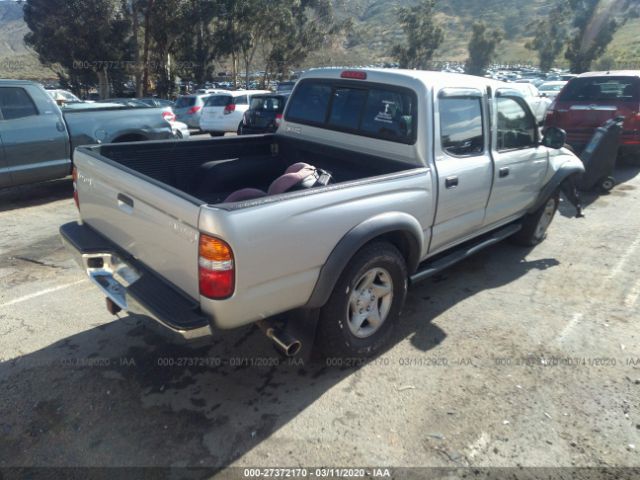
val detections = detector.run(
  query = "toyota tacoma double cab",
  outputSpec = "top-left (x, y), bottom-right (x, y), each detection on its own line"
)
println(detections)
top-left (60, 68), bottom-right (584, 358)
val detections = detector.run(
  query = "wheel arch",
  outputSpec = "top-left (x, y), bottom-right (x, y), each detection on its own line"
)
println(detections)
top-left (305, 212), bottom-right (423, 309)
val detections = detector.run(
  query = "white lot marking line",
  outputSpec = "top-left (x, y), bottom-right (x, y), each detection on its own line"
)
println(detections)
top-left (557, 312), bottom-right (584, 343)
top-left (557, 235), bottom-right (640, 342)
top-left (605, 236), bottom-right (640, 282)
top-left (0, 280), bottom-right (85, 308)
top-left (624, 278), bottom-right (640, 310)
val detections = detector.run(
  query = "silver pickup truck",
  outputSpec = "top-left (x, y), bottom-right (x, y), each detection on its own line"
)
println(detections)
top-left (0, 80), bottom-right (173, 188)
top-left (60, 68), bottom-right (584, 358)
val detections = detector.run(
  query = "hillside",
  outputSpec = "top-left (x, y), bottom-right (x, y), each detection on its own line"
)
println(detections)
top-left (0, 0), bottom-right (638, 81)
top-left (0, 0), bottom-right (53, 79)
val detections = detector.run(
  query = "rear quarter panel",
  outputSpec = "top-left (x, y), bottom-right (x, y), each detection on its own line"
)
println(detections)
top-left (63, 107), bottom-right (173, 152)
top-left (199, 171), bottom-right (434, 329)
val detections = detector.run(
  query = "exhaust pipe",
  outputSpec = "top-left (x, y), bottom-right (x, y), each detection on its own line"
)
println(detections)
top-left (257, 320), bottom-right (302, 357)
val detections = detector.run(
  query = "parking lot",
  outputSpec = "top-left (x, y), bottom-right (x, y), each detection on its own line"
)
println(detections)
top-left (0, 164), bottom-right (639, 472)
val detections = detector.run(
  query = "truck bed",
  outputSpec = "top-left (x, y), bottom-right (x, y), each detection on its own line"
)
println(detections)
top-left (95, 134), bottom-right (415, 205)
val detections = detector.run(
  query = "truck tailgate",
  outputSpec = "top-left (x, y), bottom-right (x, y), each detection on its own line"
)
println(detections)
top-left (73, 149), bottom-right (202, 300)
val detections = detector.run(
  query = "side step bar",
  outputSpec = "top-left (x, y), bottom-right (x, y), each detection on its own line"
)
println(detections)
top-left (410, 223), bottom-right (522, 285)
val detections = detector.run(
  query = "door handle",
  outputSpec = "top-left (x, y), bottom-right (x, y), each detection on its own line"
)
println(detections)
top-left (499, 167), bottom-right (510, 178)
top-left (445, 176), bottom-right (459, 189)
top-left (117, 193), bottom-right (134, 212)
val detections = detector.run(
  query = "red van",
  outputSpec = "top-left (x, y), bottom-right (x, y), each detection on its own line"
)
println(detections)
top-left (544, 71), bottom-right (640, 163)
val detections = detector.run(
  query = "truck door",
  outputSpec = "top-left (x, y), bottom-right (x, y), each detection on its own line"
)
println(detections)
top-left (430, 88), bottom-right (493, 253)
top-left (484, 89), bottom-right (548, 226)
top-left (0, 85), bottom-right (71, 187)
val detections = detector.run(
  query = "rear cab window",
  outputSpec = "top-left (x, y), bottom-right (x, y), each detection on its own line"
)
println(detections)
top-left (285, 79), bottom-right (417, 144)
top-left (558, 77), bottom-right (640, 103)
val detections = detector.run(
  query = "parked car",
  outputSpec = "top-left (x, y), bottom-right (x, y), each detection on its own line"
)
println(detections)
top-left (61, 68), bottom-right (584, 358)
top-left (538, 81), bottom-right (568, 99)
top-left (507, 82), bottom-right (552, 124)
top-left (544, 71), bottom-right (640, 162)
top-left (238, 93), bottom-right (290, 135)
top-left (199, 90), bottom-right (270, 136)
top-left (173, 94), bottom-right (212, 129)
top-left (0, 80), bottom-right (174, 188)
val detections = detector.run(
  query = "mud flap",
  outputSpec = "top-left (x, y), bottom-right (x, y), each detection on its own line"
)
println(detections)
top-left (560, 174), bottom-right (584, 218)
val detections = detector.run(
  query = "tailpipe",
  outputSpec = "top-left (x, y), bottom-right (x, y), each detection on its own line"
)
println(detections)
top-left (257, 320), bottom-right (302, 357)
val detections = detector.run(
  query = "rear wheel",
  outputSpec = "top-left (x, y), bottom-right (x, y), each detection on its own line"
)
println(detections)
top-left (600, 176), bottom-right (615, 192)
top-left (237, 123), bottom-right (243, 135)
top-left (511, 193), bottom-right (560, 246)
top-left (316, 242), bottom-right (407, 358)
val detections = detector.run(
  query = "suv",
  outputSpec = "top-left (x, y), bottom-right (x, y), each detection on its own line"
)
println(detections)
top-left (238, 93), bottom-right (290, 135)
top-left (173, 94), bottom-right (215, 129)
top-left (199, 90), bottom-right (270, 136)
top-left (544, 71), bottom-right (640, 162)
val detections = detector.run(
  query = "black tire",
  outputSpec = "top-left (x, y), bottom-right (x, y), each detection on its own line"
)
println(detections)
top-left (209, 132), bottom-right (224, 137)
top-left (315, 242), bottom-right (407, 358)
top-left (600, 176), bottom-right (615, 192)
top-left (511, 193), bottom-right (560, 246)
top-left (237, 123), bottom-right (243, 135)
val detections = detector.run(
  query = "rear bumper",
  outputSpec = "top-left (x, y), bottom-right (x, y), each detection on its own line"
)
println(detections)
top-left (60, 222), bottom-right (212, 341)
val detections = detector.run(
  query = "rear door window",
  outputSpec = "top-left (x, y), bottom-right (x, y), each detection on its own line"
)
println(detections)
top-left (439, 97), bottom-right (484, 156)
top-left (558, 77), bottom-right (640, 102)
top-left (0, 87), bottom-right (38, 120)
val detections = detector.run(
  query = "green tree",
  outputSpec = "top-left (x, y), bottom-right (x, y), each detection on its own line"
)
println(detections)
top-left (260, 0), bottom-right (347, 81)
top-left (465, 21), bottom-right (502, 76)
top-left (564, 0), bottom-right (638, 73)
top-left (23, 0), bottom-right (132, 98)
top-left (525, 1), bottom-right (570, 71)
top-left (390, 0), bottom-right (444, 69)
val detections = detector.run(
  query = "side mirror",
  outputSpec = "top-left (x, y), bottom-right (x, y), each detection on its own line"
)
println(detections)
top-left (541, 126), bottom-right (567, 149)
top-left (539, 92), bottom-right (547, 97)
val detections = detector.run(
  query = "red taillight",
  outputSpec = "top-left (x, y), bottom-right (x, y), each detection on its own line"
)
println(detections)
top-left (72, 166), bottom-right (79, 210)
top-left (341, 70), bottom-right (367, 80)
top-left (198, 234), bottom-right (235, 299)
top-left (275, 113), bottom-right (283, 126)
top-left (187, 106), bottom-right (201, 115)
top-left (162, 111), bottom-right (176, 123)
top-left (224, 103), bottom-right (236, 115)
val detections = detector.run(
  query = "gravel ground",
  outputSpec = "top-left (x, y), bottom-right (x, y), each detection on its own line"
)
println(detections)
top-left (0, 165), bottom-right (638, 476)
